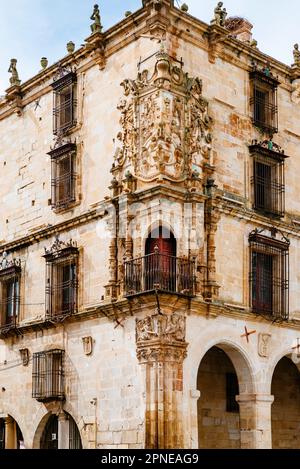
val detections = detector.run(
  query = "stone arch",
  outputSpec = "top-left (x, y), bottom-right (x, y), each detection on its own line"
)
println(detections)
top-left (188, 337), bottom-right (257, 395)
top-left (266, 347), bottom-right (300, 394)
top-left (0, 404), bottom-right (27, 449)
top-left (143, 221), bottom-right (178, 254)
top-left (268, 348), bottom-right (300, 449)
top-left (32, 406), bottom-right (84, 449)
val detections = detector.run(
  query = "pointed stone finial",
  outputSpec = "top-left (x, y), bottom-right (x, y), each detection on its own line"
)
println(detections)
top-left (8, 59), bottom-right (21, 86)
top-left (90, 4), bottom-right (103, 33)
top-left (211, 2), bottom-right (227, 27)
top-left (67, 41), bottom-right (75, 54)
top-left (293, 43), bottom-right (300, 66)
top-left (40, 57), bottom-right (48, 69)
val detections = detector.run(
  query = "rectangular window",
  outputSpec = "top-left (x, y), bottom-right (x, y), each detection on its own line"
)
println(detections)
top-left (32, 349), bottom-right (65, 402)
top-left (44, 244), bottom-right (78, 320)
top-left (52, 71), bottom-right (77, 135)
top-left (226, 373), bottom-right (239, 413)
top-left (249, 231), bottom-right (289, 320)
top-left (252, 156), bottom-right (284, 217)
top-left (250, 68), bottom-right (279, 134)
top-left (48, 143), bottom-right (77, 211)
top-left (0, 262), bottom-right (21, 331)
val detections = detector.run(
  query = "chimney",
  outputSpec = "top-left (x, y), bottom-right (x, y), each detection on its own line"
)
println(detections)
top-left (225, 17), bottom-right (253, 43)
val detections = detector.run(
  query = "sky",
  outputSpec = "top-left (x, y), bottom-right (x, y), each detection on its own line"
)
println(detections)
top-left (0, 0), bottom-right (298, 95)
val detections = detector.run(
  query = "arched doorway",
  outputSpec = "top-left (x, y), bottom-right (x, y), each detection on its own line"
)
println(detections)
top-left (145, 226), bottom-right (176, 257)
top-left (40, 412), bottom-right (82, 449)
top-left (0, 416), bottom-right (24, 449)
top-left (271, 356), bottom-right (300, 448)
top-left (197, 346), bottom-right (240, 448)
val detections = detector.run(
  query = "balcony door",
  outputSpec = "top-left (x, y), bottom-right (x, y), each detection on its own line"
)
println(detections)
top-left (145, 227), bottom-right (176, 292)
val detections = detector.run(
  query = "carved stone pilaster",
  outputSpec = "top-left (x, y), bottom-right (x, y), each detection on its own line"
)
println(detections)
top-left (136, 313), bottom-right (188, 449)
top-left (204, 185), bottom-right (221, 301)
top-left (105, 237), bottom-right (118, 300)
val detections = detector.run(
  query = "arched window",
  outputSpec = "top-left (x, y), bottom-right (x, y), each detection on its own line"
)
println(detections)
top-left (145, 226), bottom-right (176, 257)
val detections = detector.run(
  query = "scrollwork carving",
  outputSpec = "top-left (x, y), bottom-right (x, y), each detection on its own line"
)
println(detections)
top-left (112, 51), bottom-right (213, 188)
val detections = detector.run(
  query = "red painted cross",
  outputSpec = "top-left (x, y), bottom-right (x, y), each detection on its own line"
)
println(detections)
top-left (292, 338), bottom-right (300, 356)
top-left (241, 326), bottom-right (256, 343)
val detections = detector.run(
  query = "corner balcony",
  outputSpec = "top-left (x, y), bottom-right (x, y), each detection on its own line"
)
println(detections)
top-left (124, 251), bottom-right (196, 298)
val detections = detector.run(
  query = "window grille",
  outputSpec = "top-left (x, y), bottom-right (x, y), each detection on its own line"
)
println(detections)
top-left (0, 260), bottom-right (21, 333)
top-left (32, 349), bottom-right (65, 402)
top-left (48, 143), bottom-right (77, 210)
top-left (249, 140), bottom-right (288, 218)
top-left (43, 239), bottom-right (78, 320)
top-left (51, 71), bottom-right (77, 135)
top-left (250, 67), bottom-right (279, 135)
top-left (249, 230), bottom-right (289, 320)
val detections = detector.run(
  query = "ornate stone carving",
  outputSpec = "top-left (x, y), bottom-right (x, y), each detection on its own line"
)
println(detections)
top-left (44, 235), bottom-right (77, 257)
top-left (112, 51), bottom-right (213, 188)
top-left (293, 43), bottom-right (300, 66)
top-left (82, 337), bottom-right (93, 356)
top-left (90, 4), bottom-right (102, 33)
top-left (211, 2), bottom-right (227, 27)
top-left (19, 348), bottom-right (30, 366)
top-left (136, 313), bottom-right (186, 343)
top-left (258, 333), bottom-right (271, 358)
top-left (136, 313), bottom-right (187, 363)
top-left (8, 59), bottom-right (21, 87)
top-left (0, 252), bottom-right (21, 272)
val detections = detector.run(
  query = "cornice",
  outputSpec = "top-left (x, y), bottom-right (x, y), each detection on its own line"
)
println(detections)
top-left (0, 208), bottom-right (107, 254)
top-left (0, 4), bottom-right (295, 120)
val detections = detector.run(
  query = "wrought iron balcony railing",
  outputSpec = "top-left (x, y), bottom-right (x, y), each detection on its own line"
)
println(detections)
top-left (124, 251), bottom-right (196, 297)
top-left (0, 314), bottom-right (18, 337)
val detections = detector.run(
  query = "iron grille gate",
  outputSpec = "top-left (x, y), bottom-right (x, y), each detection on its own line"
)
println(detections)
top-left (249, 232), bottom-right (289, 320)
top-left (32, 349), bottom-right (65, 402)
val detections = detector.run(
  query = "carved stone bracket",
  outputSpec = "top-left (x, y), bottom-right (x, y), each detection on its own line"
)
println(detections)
top-left (5, 85), bottom-right (23, 116)
top-left (85, 32), bottom-right (106, 70)
top-left (207, 24), bottom-right (229, 64)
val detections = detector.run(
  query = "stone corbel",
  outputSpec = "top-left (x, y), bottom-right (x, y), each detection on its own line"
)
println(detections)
top-left (5, 85), bottom-right (23, 116)
top-left (85, 33), bottom-right (106, 70)
top-left (207, 24), bottom-right (229, 64)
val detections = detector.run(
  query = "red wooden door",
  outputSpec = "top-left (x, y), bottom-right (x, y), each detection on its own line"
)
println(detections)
top-left (145, 227), bottom-right (176, 291)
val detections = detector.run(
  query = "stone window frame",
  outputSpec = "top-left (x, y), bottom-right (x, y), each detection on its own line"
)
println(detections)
top-left (0, 260), bottom-right (21, 331)
top-left (32, 349), bottom-right (65, 402)
top-left (51, 69), bottom-right (77, 136)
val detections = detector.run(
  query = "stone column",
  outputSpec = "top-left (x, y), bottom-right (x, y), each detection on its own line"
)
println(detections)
top-left (190, 390), bottom-right (201, 449)
top-left (136, 312), bottom-right (187, 449)
top-left (237, 394), bottom-right (274, 449)
top-left (58, 412), bottom-right (69, 449)
top-left (5, 416), bottom-right (17, 449)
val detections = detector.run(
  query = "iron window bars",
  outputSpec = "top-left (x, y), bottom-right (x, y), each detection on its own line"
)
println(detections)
top-left (43, 239), bottom-right (79, 321)
top-left (47, 142), bottom-right (77, 210)
top-left (51, 69), bottom-right (77, 135)
top-left (32, 349), bottom-right (65, 402)
top-left (249, 230), bottom-right (289, 320)
top-left (249, 140), bottom-right (288, 218)
top-left (0, 260), bottom-right (21, 335)
top-left (250, 66), bottom-right (279, 135)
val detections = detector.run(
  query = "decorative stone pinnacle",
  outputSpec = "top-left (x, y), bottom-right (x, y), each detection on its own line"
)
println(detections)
top-left (40, 57), bottom-right (48, 70)
top-left (67, 41), bottom-right (75, 54)
top-left (8, 58), bottom-right (21, 87)
top-left (181, 3), bottom-right (189, 12)
top-left (125, 11), bottom-right (132, 17)
top-left (211, 2), bottom-right (227, 27)
top-left (90, 4), bottom-right (103, 34)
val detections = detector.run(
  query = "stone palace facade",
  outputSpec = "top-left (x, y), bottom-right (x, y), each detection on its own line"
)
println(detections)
top-left (1, 0), bottom-right (300, 449)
